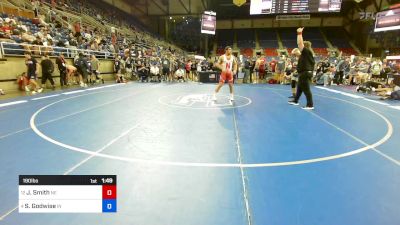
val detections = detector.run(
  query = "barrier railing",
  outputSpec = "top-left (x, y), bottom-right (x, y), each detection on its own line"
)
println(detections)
top-left (0, 42), bottom-right (114, 59)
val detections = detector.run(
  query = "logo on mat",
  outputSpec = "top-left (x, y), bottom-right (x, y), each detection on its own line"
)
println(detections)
top-left (159, 94), bottom-right (251, 109)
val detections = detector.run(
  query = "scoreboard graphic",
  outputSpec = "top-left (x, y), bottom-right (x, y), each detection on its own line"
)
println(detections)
top-left (374, 8), bottom-right (400, 32)
top-left (201, 11), bottom-right (216, 35)
top-left (250, 0), bottom-right (342, 14)
top-left (19, 175), bottom-right (117, 213)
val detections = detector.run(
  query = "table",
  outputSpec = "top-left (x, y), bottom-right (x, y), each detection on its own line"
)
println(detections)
top-left (198, 71), bottom-right (220, 83)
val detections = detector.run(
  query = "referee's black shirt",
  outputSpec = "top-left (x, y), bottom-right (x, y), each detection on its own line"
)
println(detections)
top-left (297, 47), bottom-right (315, 73)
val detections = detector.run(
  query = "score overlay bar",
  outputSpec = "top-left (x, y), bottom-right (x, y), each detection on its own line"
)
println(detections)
top-left (19, 175), bottom-right (117, 213)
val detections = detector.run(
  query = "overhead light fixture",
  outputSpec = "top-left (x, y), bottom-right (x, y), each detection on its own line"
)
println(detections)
top-left (169, 16), bottom-right (172, 19)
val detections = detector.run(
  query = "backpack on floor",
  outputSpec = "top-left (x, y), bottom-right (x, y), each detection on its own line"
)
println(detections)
top-left (268, 79), bottom-right (278, 84)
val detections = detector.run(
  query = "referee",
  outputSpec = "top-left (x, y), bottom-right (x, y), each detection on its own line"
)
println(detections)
top-left (288, 27), bottom-right (315, 110)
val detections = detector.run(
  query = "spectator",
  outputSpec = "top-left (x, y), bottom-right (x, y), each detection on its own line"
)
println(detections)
top-left (269, 57), bottom-right (277, 74)
top-left (75, 53), bottom-right (89, 87)
top-left (149, 57), bottom-right (160, 82)
top-left (66, 64), bottom-right (77, 84)
top-left (24, 52), bottom-right (43, 94)
top-left (32, 0), bottom-right (40, 18)
top-left (185, 60), bottom-right (191, 81)
top-left (56, 53), bottom-right (68, 86)
top-left (242, 56), bottom-right (251, 84)
top-left (289, 50), bottom-right (300, 98)
top-left (114, 55), bottom-right (123, 83)
top-left (254, 54), bottom-right (266, 84)
top-left (175, 67), bottom-right (185, 82)
top-left (137, 62), bottom-right (149, 82)
top-left (371, 58), bottom-right (383, 81)
top-left (334, 57), bottom-right (350, 85)
top-left (40, 55), bottom-right (56, 89)
top-left (124, 55), bottom-right (133, 81)
top-left (191, 59), bottom-right (197, 81)
top-left (161, 55), bottom-right (172, 82)
top-left (91, 55), bottom-right (103, 84)
top-left (276, 55), bottom-right (287, 84)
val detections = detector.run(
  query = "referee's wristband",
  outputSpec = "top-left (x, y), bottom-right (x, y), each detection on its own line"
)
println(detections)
top-left (297, 32), bottom-right (302, 35)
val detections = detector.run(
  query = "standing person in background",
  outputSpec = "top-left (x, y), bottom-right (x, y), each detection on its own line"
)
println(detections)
top-left (288, 27), bottom-right (316, 110)
top-left (40, 55), bottom-right (55, 90)
top-left (162, 55), bottom-right (172, 82)
top-left (334, 56), bottom-right (349, 85)
top-left (276, 55), bottom-right (287, 84)
top-left (197, 60), bottom-right (202, 75)
top-left (288, 48), bottom-right (300, 98)
top-left (269, 57), bottom-right (277, 77)
top-left (56, 53), bottom-right (68, 87)
top-left (124, 55), bottom-right (133, 81)
top-left (185, 60), bottom-right (192, 81)
top-left (371, 58), bottom-right (383, 81)
top-left (191, 59), bottom-right (197, 81)
top-left (66, 64), bottom-right (77, 85)
top-left (250, 57), bottom-right (256, 84)
top-left (32, 0), bottom-right (40, 18)
top-left (86, 55), bottom-right (92, 83)
top-left (149, 57), bottom-right (161, 82)
top-left (91, 55), bottom-right (103, 84)
top-left (243, 56), bottom-right (252, 84)
top-left (24, 52), bottom-right (42, 94)
top-left (114, 55), bottom-right (123, 83)
top-left (75, 53), bottom-right (89, 87)
top-left (254, 54), bottom-right (266, 84)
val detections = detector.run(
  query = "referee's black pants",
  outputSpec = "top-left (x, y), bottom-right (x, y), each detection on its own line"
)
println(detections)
top-left (41, 72), bottom-right (55, 86)
top-left (60, 69), bottom-right (67, 86)
top-left (334, 71), bottom-right (344, 85)
top-left (294, 71), bottom-right (313, 107)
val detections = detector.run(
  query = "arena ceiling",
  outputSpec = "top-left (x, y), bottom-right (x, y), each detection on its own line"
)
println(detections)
top-left (110, 0), bottom-right (210, 17)
top-left (102, 0), bottom-right (395, 23)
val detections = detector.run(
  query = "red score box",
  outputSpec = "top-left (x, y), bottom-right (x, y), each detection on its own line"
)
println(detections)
top-left (102, 185), bottom-right (117, 199)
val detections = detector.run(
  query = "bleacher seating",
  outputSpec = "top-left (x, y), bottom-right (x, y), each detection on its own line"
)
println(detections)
top-left (240, 48), bottom-right (253, 57)
top-left (324, 28), bottom-right (352, 48)
top-left (339, 48), bottom-right (358, 56)
top-left (213, 27), bottom-right (361, 59)
top-left (314, 48), bottom-right (328, 56)
top-left (216, 48), bottom-right (225, 55)
top-left (237, 29), bottom-right (255, 48)
top-left (217, 30), bottom-right (234, 48)
top-left (0, 0), bottom-right (185, 60)
top-left (258, 29), bottom-right (279, 48)
top-left (280, 29), bottom-right (297, 49)
top-left (281, 28), bottom-right (327, 51)
top-left (264, 48), bottom-right (278, 56)
top-left (324, 27), bottom-right (357, 55)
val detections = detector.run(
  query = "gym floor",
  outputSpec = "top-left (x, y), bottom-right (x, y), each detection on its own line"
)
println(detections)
top-left (0, 82), bottom-right (399, 225)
